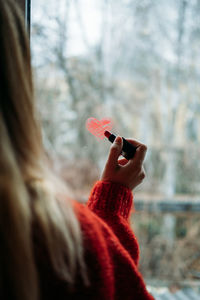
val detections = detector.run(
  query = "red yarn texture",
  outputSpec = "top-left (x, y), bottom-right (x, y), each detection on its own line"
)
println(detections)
top-left (34, 181), bottom-right (154, 300)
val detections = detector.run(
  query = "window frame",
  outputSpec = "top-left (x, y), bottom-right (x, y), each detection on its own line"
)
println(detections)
top-left (15, 0), bottom-right (31, 35)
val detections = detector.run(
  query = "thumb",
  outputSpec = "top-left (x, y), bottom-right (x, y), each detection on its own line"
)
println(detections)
top-left (106, 136), bottom-right (123, 169)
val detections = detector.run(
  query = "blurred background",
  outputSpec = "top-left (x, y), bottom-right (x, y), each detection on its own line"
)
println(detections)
top-left (31, 0), bottom-right (200, 297)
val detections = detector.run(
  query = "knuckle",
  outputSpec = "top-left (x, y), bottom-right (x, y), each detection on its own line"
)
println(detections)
top-left (140, 171), bottom-right (146, 180)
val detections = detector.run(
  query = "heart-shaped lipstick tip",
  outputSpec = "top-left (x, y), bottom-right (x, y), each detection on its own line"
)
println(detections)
top-left (86, 117), bottom-right (113, 140)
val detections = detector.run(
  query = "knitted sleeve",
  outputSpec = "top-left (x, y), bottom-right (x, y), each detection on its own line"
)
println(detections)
top-left (83, 180), bottom-right (154, 300)
top-left (87, 180), bottom-right (139, 264)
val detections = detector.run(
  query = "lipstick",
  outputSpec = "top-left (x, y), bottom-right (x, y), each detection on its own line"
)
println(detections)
top-left (104, 131), bottom-right (137, 159)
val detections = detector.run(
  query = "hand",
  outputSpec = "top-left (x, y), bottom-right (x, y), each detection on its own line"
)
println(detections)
top-left (100, 136), bottom-right (147, 190)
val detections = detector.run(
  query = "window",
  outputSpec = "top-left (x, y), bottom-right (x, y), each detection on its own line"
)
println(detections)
top-left (31, 0), bottom-right (200, 295)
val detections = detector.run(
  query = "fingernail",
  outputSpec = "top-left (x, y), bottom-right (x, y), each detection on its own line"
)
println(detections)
top-left (115, 136), bottom-right (122, 145)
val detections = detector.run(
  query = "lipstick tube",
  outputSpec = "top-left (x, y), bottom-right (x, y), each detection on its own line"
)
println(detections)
top-left (104, 131), bottom-right (137, 159)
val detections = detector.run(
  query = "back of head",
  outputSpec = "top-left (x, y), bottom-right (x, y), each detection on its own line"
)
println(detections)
top-left (0, 0), bottom-right (42, 177)
top-left (0, 1), bottom-right (88, 299)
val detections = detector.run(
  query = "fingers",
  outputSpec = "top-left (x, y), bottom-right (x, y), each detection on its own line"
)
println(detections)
top-left (124, 138), bottom-right (144, 148)
top-left (102, 136), bottom-right (147, 190)
top-left (123, 138), bottom-right (147, 165)
top-left (133, 144), bottom-right (147, 166)
top-left (138, 166), bottom-right (146, 182)
top-left (126, 143), bottom-right (147, 169)
top-left (106, 136), bottom-right (123, 170)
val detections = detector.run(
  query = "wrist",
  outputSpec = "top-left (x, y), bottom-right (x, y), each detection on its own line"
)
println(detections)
top-left (100, 176), bottom-right (132, 190)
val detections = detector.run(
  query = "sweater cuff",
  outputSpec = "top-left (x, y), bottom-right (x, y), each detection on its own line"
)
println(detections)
top-left (87, 181), bottom-right (134, 219)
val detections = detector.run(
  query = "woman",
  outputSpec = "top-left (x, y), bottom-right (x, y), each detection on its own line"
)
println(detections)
top-left (0, 0), bottom-right (154, 299)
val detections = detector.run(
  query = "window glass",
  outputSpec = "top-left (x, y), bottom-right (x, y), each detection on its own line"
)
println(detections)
top-left (32, 0), bottom-right (200, 291)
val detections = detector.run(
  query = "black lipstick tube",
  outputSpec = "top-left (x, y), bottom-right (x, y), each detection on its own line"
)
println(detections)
top-left (104, 131), bottom-right (137, 159)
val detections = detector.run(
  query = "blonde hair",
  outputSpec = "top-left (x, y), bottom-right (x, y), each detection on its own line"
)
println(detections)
top-left (0, 1), bottom-right (88, 299)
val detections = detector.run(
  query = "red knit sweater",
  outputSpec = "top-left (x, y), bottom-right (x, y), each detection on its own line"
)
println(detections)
top-left (34, 181), bottom-right (154, 300)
